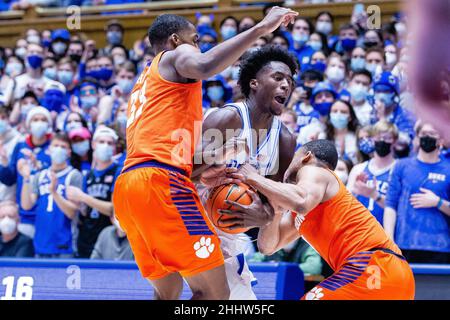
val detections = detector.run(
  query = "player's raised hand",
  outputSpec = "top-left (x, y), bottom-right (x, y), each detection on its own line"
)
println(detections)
top-left (257, 6), bottom-right (298, 34)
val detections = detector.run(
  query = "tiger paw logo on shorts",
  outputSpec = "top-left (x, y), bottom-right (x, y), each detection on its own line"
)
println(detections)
top-left (305, 287), bottom-right (325, 300)
top-left (194, 236), bottom-right (215, 258)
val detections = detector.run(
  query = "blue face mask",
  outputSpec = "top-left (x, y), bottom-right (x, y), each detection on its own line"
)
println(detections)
top-left (221, 26), bottom-right (237, 41)
top-left (341, 38), bottom-right (357, 52)
top-left (349, 84), bottom-right (368, 102)
top-left (293, 33), bottom-right (309, 45)
top-left (107, 31), bottom-right (122, 45)
top-left (43, 68), bottom-right (57, 80)
top-left (359, 137), bottom-right (375, 155)
top-left (95, 143), bottom-right (113, 162)
top-left (200, 42), bottom-right (214, 53)
top-left (311, 61), bottom-right (327, 73)
top-left (0, 119), bottom-right (9, 135)
top-left (309, 41), bottom-right (322, 51)
top-left (351, 57), bottom-right (366, 71)
top-left (97, 67), bottom-right (113, 81)
top-left (80, 96), bottom-right (98, 109)
top-left (42, 89), bottom-right (64, 113)
top-left (30, 121), bottom-right (49, 139)
top-left (374, 92), bottom-right (396, 106)
top-left (42, 39), bottom-right (51, 48)
top-left (72, 140), bottom-right (90, 157)
top-left (313, 102), bottom-right (333, 116)
top-left (117, 79), bottom-right (134, 95)
top-left (27, 55), bottom-right (43, 69)
top-left (57, 70), bottom-right (73, 86)
top-left (330, 113), bottom-right (349, 129)
top-left (207, 86), bottom-right (224, 102)
top-left (50, 146), bottom-right (68, 165)
top-left (116, 114), bottom-right (128, 128)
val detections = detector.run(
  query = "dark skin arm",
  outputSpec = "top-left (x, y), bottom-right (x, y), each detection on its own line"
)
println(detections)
top-left (158, 7), bottom-right (298, 83)
top-left (219, 124), bottom-right (297, 229)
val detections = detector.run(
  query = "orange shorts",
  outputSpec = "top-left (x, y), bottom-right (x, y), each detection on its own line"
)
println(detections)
top-left (302, 249), bottom-right (415, 300)
top-left (112, 163), bottom-right (224, 280)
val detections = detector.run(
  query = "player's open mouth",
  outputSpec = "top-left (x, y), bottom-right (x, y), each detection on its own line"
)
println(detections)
top-left (274, 96), bottom-right (287, 105)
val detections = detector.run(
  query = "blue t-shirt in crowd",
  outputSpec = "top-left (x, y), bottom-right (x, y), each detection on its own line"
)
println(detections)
top-left (386, 156), bottom-right (450, 253)
top-left (356, 160), bottom-right (395, 225)
top-left (33, 166), bottom-right (80, 255)
top-left (387, 104), bottom-right (416, 141)
top-left (0, 136), bottom-right (52, 224)
top-left (293, 103), bottom-right (320, 133)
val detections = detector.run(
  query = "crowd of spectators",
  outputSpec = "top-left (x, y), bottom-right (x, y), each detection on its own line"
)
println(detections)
top-left (0, 2), bottom-right (449, 277)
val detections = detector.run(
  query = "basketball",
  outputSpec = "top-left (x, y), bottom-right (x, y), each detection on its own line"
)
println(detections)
top-left (206, 183), bottom-right (253, 234)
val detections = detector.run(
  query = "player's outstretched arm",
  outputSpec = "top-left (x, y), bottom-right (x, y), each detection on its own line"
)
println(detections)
top-left (231, 163), bottom-right (327, 215)
top-left (173, 7), bottom-right (298, 80)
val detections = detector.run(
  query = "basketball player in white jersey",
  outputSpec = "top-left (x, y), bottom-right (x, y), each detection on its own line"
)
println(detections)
top-left (192, 46), bottom-right (298, 299)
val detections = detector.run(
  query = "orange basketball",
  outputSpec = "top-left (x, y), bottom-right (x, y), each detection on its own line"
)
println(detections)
top-left (205, 183), bottom-right (253, 234)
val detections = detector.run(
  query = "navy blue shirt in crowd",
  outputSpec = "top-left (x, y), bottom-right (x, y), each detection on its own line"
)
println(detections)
top-left (386, 156), bottom-right (450, 253)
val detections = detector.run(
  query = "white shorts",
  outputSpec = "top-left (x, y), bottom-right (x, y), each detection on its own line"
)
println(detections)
top-left (225, 254), bottom-right (257, 300)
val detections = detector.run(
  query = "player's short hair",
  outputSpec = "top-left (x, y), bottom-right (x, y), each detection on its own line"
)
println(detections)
top-left (238, 45), bottom-right (298, 97)
top-left (372, 120), bottom-right (399, 140)
top-left (148, 14), bottom-right (193, 47)
top-left (301, 139), bottom-right (338, 170)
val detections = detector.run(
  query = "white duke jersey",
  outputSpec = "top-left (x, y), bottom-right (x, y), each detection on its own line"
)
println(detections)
top-left (224, 101), bottom-right (282, 176)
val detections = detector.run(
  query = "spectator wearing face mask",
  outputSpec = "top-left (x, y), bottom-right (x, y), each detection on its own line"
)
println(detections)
top-left (93, 55), bottom-right (116, 92)
top-left (309, 81), bottom-right (337, 126)
top-left (90, 212), bottom-right (133, 261)
top-left (384, 43), bottom-right (398, 71)
top-left (280, 109), bottom-right (298, 136)
top-left (0, 108), bottom-right (21, 202)
top-left (56, 57), bottom-right (78, 104)
top-left (9, 90), bottom-right (39, 133)
top-left (0, 201), bottom-right (34, 258)
top-left (42, 82), bottom-right (68, 131)
top-left (102, 20), bottom-right (124, 55)
top-left (385, 122), bottom-right (450, 264)
top-left (347, 69), bottom-right (373, 126)
top-left (372, 71), bottom-right (416, 157)
top-left (67, 40), bottom-right (84, 66)
top-left (62, 111), bottom-right (89, 134)
top-left (363, 29), bottom-right (384, 50)
top-left (68, 127), bottom-right (92, 177)
top-left (365, 47), bottom-right (385, 79)
top-left (308, 31), bottom-right (330, 56)
top-left (202, 75), bottom-right (232, 110)
top-left (288, 70), bottom-right (322, 134)
top-left (19, 133), bottom-right (82, 258)
top-left (350, 46), bottom-right (367, 72)
top-left (198, 28), bottom-right (218, 53)
top-left (0, 106), bottom-right (53, 238)
top-left (335, 157), bottom-right (353, 186)
top-left (314, 11), bottom-right (337, 48)
top-left (348, 121), bottom-right (399, 225)
top-left (13, 43), bottom-right (63, 101)
top-left (270, 32), bottom-right (290, 51)
top-left (333, 23), bottom-right (358, 58)
top-left (111, 102), bottom-right (127, 169)
top-left (220, 16), bottom-right (239, 42)
top-left (66, 126), bottom-right (121, 258)
top-left (110, 45), bottom-right (129, 70)
top-left (326, 99), bottom-right (359, 164)
top-left (325, 54), bottom-right (348, 92)
top-left (238, 16), bottom-right (256, 34)
top-left (308, 50), bottom-right (328, 75)
top-left (0, 49), bottom-right (15, 107)
top-left (290, 18), bottom-right (315, 70)
top-left (355, 124), bottom-right (374, 163)
top-left (4, 55), bottom-right (25, 79)
top-left (42, 57), bottom-right (58, 81)
top-left (97, 61), bottom-right (136, 125)
top-left (50, 29), bottom-right (70, 60)
top-left (72, 79), bottom-right (100, 131)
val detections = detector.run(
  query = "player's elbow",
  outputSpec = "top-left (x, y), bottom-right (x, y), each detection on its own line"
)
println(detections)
top-left (257, 242), bottom-right (278, 256)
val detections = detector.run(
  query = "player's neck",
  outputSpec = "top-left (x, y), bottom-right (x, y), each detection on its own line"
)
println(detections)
top-left (245, 97), bottom-right (273, 131)
top-left (373, 153), bottom-right (394, 169)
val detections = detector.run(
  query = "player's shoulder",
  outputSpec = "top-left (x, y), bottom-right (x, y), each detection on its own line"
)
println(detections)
top-left (203, 104), bottom-right (242, 131)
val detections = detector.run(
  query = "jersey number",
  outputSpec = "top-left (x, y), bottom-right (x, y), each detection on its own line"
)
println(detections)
top-left (127, 80), bottom-right (147, 128)
top-left (1, 276), bottom-right (34, 300)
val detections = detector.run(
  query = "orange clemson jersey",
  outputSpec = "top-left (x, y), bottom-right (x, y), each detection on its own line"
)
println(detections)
top-left (124, 51), bottom-right (203, 175)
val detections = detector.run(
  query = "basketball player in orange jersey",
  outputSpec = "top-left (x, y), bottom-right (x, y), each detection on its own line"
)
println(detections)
top-left (112, 8), bottom-right (298, 300)
top-left (192, 46), bottom-right (298, 299)
top-left (225, 139), bottom-right (415, 300)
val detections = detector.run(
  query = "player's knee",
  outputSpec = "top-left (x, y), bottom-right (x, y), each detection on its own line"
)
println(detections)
top-left (154, 287), bottom-right (182, 300)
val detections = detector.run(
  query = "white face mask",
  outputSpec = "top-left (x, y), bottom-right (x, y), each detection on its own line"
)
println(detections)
top-left (385, 52), bottom-right (397, 66)
top-left (0, 216), bottom-right (17, 235)
top-left (326, 66), bottom-right (345, 83)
